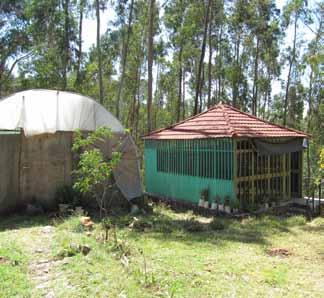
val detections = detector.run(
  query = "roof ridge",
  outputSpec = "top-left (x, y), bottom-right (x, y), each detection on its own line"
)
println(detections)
top-left (143, 104), bottom-right (220, 138)
top-left (221, 105), bottom-right (235, 137)
top-left (142, 103), bottom-right (310, 140)
top-left (222, 104), bottom-right (310, 137)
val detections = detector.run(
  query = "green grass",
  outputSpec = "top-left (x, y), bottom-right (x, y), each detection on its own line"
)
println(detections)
top-left (1, 206), bottom-right (324, 297)
top-left (0, 233), bottom-right (31, 297)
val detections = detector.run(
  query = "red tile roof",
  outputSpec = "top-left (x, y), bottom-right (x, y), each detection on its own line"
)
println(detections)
top-left (143, 103), bottom-right (309, 140)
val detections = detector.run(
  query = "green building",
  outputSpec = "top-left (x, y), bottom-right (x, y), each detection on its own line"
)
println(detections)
top-left (143, 104), bottom-right (308, 208)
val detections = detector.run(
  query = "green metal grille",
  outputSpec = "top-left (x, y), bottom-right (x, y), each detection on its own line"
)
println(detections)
top-left (144, 139), bottom-right (235, 204)
top-left (156, 139), bottom-right (233, 179)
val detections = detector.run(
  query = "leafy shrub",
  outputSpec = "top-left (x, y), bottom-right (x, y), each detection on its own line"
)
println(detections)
top-left (72, 127), bottom-right (122, 217)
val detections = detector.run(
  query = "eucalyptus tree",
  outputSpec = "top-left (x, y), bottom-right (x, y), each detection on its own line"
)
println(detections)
top-left (75, 0), bottom-right (88, 88)
top-left (147, 0), bottom-right (156, 132)
top-left (95, 0), bottom-right (104, 104)
top-left (193, 0), bottom-right (211, 115)
top-left (0, 0), bottom-right (31, 96)
top-left (17, 0), bottom-right (78, 90)
top-left (282, 0), bottom-right (311, 125)
top-left (164, 0), bottom-right (188, 122)
top-left (115, 0), bottom-right (135, 119)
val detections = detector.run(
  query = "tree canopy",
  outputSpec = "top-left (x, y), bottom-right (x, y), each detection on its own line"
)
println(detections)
top-left (0, 0), bottom-right (323, 178)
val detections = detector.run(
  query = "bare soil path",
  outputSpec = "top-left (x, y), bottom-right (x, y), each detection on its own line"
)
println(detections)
top-left (19, 225), bottom-right (69, 298)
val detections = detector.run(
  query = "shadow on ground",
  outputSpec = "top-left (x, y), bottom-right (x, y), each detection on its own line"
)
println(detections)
top-left (112, 207), bottom-right (307, 247)
top-left (0, 214), bottom-right (51, 232)
top-left (0, 204), bottom-right (314, 248)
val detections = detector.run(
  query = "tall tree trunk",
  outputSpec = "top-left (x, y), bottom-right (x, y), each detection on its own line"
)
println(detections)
top-left (193, 0), bottom-right (211, 115)
top-left (252, 37), bottom-right (259, 116)
top-left (199, 63), bottom-right (205, 113)
top-left (283, 12), bottom-right (297, 126)
top-left (116, 0), bottom-right (135, 118)
top-left (130, 62), bottom-right (140, 136)
top-left (96, 0), bottom-right (104, 104)
top-left (135, 65), bottom-right (141, 142)
top-left (147, 0), bottom-right (155, 132)
top-left (207, 7), bottom-right (213, 108)
top-left (176, 45), bottom-right (183, 122)
top-left (217, 26), bottom-right (223, 103)
top-left (182, 68), bottom-right (186, 119)
top-left (154, 62), bottom-right (161, 128)
top-left (75, 0), bottom-right (84, 88)
top-left (62, 0), bottom-right (70, 90)
top-left (232, 31), bottom-right (240, 107)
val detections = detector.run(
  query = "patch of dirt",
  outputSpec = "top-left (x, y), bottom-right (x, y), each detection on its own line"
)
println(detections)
top-left (0, 256), bottom-right (10, 264)
top-left (25, 225), bottom-right (73, 297)
top-left (267, 247), bottom-right (292, 257)
top-left (0, 256), bottom-right (19, 266)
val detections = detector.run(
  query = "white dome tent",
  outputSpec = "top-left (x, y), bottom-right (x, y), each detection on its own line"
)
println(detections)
top-left (0, 89), bottom-right (142, 213)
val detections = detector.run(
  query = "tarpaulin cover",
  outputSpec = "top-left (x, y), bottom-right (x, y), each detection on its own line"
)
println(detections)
top-left (0, 89), bottom-right (124, 135)
top-left (0, 89), bottom-right (142, 200)
top-left (253, 138), bottom-right (305, 155)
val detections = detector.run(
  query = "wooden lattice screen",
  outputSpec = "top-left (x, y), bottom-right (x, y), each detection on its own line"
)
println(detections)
top-left (235, 139), bottom-right (302, 204)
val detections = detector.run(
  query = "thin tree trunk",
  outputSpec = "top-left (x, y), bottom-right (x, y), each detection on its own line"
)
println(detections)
top-left (75, 0), bottom-right (84, 88)
top-left (252, 37), bottom-right (259, 116)
top-left (62, 0), bottom-right (70, 90)
top-left (199, 63), bottom-right (205, 113)
top-left (306, 68), bottom-right (314, 187)
top-left (135, 71), bottom-right (141, 142)
top-left (232, 31), bottom-right (240, 107)
top-left (193, 0), bottom-right (211, 115)
top-left (182, 68), bottom-right (186, 119)
top-left (217, 26), bottom-right (223, 103)
top-left (147, 0), bottom-right (155, 132)
top-left (96, 0), bottom-right (104, 104)
top-left (176, 45), bottom-right (183, 122)
top-left (130, 61), bottom-right (141, 135)
top-left (283, 13), bottom-right (297, 126)
top-left (116, 0), bottom-right (135, 118)
top-left (154, 62), bottom-right (160, 128)
top-left (207, 7), bottom-right (213, 108)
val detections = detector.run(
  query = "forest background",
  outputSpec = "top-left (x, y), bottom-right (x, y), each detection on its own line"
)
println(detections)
top-left (0, 0), bottom-right (323, 182)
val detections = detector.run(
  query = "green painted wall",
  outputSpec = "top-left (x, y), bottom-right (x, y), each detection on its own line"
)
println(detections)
top-left (144, 139), bottom-right (235, 204)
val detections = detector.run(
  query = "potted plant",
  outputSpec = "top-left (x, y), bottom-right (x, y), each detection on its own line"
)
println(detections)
top-left (263, 196), bottom-right (270, 210)
top-left (211, 197), bottom-right (218, 210)
top-left (230, 199), bottom-right (240, 214)
top-left (224, 196), bottom-right (231, 214)
top-left (217, 196), bottom-right (224, 212)
top-left (199, 188), bottom-right (209, 208)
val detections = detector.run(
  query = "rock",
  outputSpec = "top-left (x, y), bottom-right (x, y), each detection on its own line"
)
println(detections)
top-left (267, 247), bottom-right (292, 257)
top-left (58, 204), bottom-right (70, 213)
top-left (45, 291), bottom-right (55, 298)
top-left (80, 216), bottom-right (94, 229)
top-left (80, 245), bottom-right (91, 256)
top-left (42, 226), bottom-right (54, 234)
top-left (74, 206), bottom-right (84, 215)
top-left (130, 204), bottom-right (140, 215)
